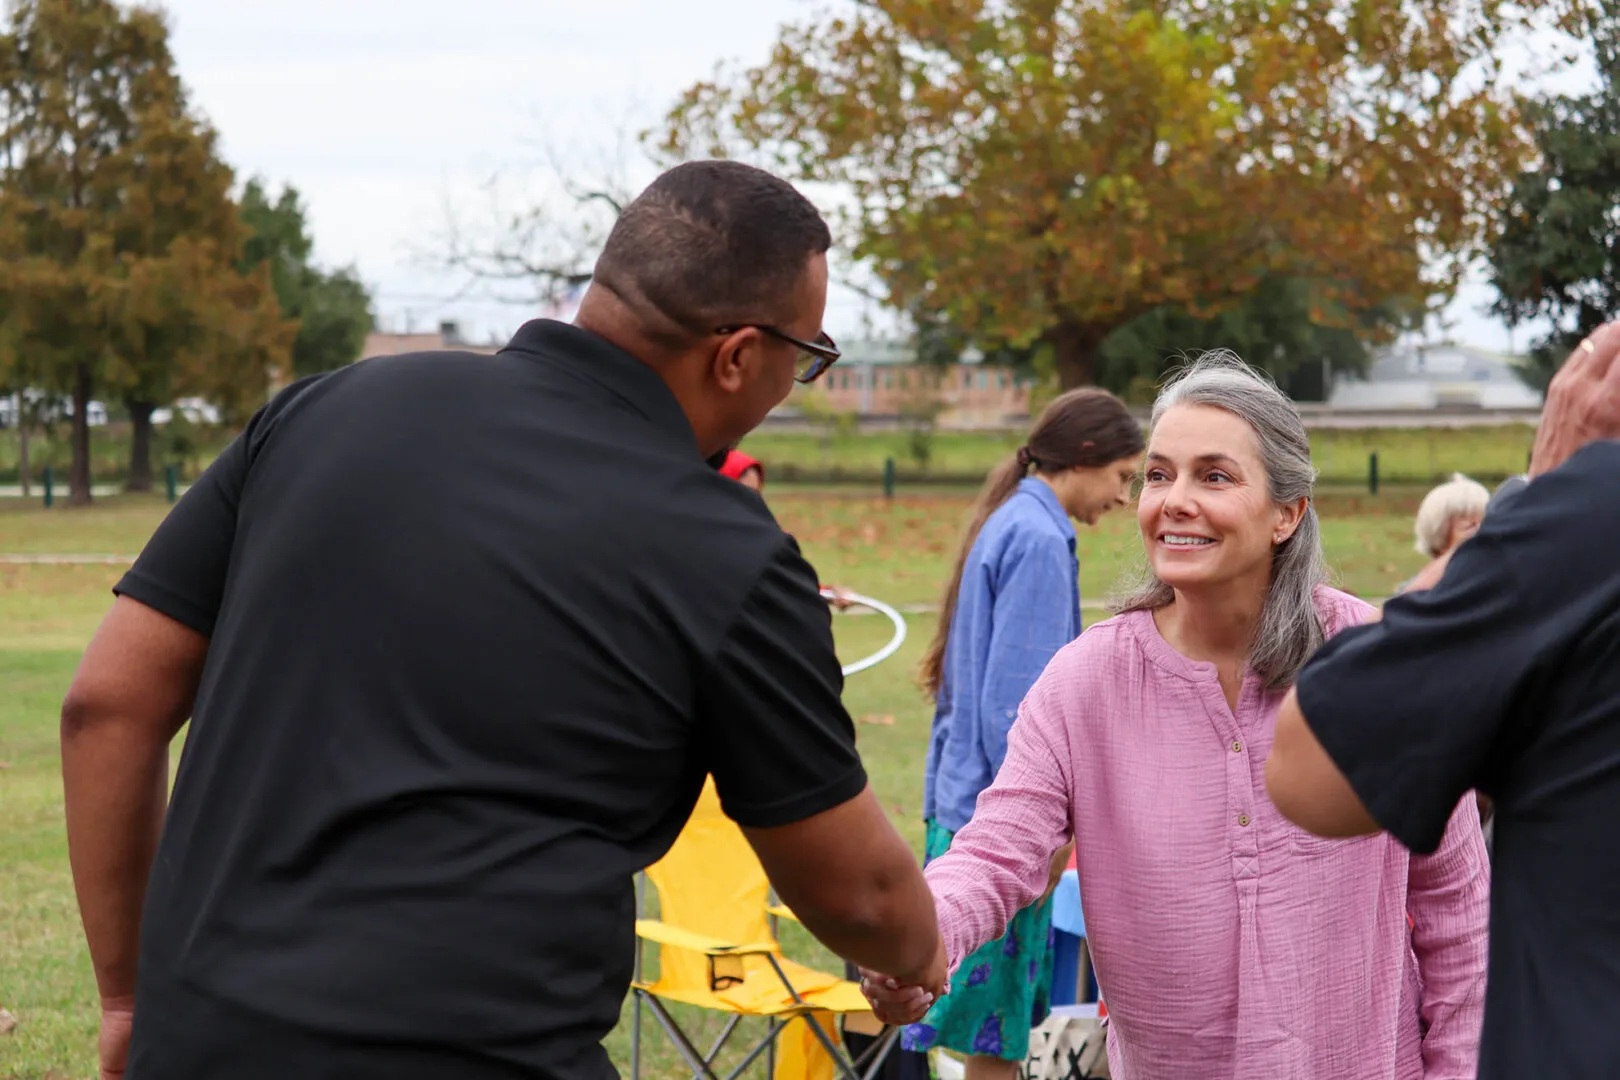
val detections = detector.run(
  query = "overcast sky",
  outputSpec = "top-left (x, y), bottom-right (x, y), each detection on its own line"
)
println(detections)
top-left (159, 0), bottom-right (1594, 354)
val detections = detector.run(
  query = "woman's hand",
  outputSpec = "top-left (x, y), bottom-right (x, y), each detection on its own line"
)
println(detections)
top-left (857, 969), bottom-right (937, 1026)
top-left (857, 933), bottom-right (951, 1026)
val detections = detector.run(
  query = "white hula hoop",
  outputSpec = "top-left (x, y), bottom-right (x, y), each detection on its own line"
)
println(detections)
top-left (821, 588), bottom-right (908, 677)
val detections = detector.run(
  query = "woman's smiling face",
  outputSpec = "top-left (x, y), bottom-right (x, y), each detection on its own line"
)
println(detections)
top-left (1138, 404), bottom-right (1302, 593)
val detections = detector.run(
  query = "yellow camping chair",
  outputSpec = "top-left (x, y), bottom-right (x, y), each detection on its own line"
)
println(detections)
top-left (630, 776), bottom-right (900, 1080)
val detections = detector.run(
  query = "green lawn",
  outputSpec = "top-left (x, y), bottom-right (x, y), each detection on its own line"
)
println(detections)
top-left (0, 487), bottom-right (1436, 1078)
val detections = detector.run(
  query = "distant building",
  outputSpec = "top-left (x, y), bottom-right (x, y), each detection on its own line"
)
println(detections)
top-left (787, 339), bottom-right (1035, 429)
top-left (359, 320), bottom-right (504, 361)
top-left (1328, 342), bottom-right (1542, 410)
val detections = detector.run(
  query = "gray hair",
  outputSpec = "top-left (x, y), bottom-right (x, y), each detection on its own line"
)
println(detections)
top-left (1413, 473), bottom-right (1489, 557)
top-left (1113, 350), bottom-right (1329, 690)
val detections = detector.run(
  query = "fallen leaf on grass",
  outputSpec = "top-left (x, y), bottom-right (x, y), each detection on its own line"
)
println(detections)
top-left (858, 714), bottom-right (896, 726)
top-left (0, 1008), bottom-right (18, 1036)
top-left (0, 761), bottom-right (10, 769)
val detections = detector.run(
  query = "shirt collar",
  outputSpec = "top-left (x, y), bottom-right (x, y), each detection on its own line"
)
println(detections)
top-left (500, 319), bottom-right (698, 449)
top-left (1017, 476), bottom-right (1076, 543)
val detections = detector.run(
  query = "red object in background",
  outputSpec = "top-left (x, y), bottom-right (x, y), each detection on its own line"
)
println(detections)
top-left (718, 449), bottom-right (763, 483)
top-left (1067, 848), bottom-right (1078, 871)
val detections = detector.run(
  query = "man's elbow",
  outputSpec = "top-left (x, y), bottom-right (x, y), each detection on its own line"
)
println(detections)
top-left (60, 683), bottom-right (105, 743)
top-left (59, 682), bottom-right (171, 750)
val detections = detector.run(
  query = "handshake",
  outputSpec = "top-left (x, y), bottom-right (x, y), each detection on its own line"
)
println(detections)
top-left (855, 840), bottom-right (1073, 1026)
top-left (856, 954), bottom-right (950, 1027)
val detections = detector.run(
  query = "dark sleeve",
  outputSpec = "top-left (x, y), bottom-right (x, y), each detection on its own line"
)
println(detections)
top-left (1296, 445), bottom-right (1617, 854)
top-left (113, 375), bottom-right (326, 636)
top-left (696, 538), bottom-right (868, 829)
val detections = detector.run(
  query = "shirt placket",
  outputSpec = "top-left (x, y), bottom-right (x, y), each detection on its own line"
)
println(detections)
top-left (1205, 680), bottom-right (1267, 1072)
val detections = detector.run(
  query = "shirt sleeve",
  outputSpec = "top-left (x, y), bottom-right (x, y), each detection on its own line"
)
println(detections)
top-left (112, 376), bottom-right (325, 636)
top-left (697, 538), bottom-right (868, 829)
top-left (1296, 446), bottom-right (1614, 854)
top-left (978, 534), bottom-right (1076, 776)
top-left (1406, 797), bottom-right (1490, 1080)
top-left (928, 670), bottom-right (1074, 975)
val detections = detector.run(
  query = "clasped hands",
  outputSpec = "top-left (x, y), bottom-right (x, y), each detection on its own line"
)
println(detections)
top-left (858, 840), bottom-right (1075, 1026)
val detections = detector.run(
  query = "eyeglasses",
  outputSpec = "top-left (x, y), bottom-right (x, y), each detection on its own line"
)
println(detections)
top-left (715, 325), bottom-right (841, 384)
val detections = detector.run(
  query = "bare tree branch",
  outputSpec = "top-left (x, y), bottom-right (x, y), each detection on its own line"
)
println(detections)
top-left (414, 107), bottom-right (649, 309)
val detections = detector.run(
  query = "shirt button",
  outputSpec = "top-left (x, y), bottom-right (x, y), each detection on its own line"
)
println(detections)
top-left (1238, 814), bottom-right (1251, 827)
top-left (1231, 741), bottom-right (1242, 753)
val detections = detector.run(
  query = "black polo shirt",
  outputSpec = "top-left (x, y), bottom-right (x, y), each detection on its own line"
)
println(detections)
top-left (116, 320), bottom-right (867, 1080)
top-left (1297, 440), bottom-right (1620, 1080)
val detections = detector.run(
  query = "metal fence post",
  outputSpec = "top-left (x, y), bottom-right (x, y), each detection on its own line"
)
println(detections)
top-left (42, 465), bottom-right (53, 508)
top-left (1369, 452), bottom-right (1379, 495)
top-left (882, 457), bottom-right (895, 499)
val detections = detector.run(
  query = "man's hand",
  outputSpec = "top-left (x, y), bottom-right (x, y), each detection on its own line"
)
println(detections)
top-left (821, 585), bottom-right (858, 611)
top-left (98, 996), bottom-right (134, 1080)
top-left (858, 934), bottom-right (948, 1026)
top-left (1530, 321), bottom-right (1620, 478)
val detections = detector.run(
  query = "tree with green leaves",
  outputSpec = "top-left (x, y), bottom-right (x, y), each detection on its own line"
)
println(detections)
top-left (663, 0), bottom-right (1591, 389)
top-left (238, 179), bottom-right (374, 379)
top-left (0, 0), bottom-right (291, 502)
top-left (1093, 275), bottom-right (1422, 402)
top-left (1491, 13), bottom-right (1620, 393)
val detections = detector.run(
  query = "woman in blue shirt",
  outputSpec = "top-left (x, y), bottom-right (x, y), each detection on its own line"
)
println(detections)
top-left (904, 387), bottom-right (1144, 1078)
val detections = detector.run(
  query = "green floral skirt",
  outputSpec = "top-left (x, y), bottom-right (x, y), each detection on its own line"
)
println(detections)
top-left (899, 820), bottom-right (1055, 1061)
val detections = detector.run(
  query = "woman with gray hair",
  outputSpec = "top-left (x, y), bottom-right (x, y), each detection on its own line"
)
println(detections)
top-left (859, 353), bottom-right (1490, 1079)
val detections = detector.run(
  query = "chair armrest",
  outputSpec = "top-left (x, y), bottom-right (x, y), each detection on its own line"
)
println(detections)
top-left (635, 919), bottom-right (776, 957)
top-left (766, 904), bottom-right (801, 923)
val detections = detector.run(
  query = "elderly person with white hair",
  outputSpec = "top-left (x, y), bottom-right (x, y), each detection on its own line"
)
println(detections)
top-left (1400, 474), bottom-right (1490, 595)
top-left (859, 353), bottom-right (1490, 1080)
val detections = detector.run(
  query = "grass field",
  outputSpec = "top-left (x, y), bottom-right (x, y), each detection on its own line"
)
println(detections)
top-left (0, 486), bottom-right (1439, 1078)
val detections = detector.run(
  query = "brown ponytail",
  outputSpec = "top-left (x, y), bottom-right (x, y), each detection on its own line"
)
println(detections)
top-left (919, 387), bottom-right (1144, 698)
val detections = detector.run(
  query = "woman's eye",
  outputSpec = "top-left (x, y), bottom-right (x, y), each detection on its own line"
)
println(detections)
top-left (1206, 471), bottom-right (1232, 484)
top-left (1145, 469), bottom-right (1169, 483)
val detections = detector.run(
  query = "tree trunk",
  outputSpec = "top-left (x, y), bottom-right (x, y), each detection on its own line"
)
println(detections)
top-left (1046, 321), bottom-right (1110, 389)
top-left (69, 363), bottom-right (92, 506)
top-left (126, 399), bottom-right (155, 493)
top-left (17, 413), bottom-right (29, 499)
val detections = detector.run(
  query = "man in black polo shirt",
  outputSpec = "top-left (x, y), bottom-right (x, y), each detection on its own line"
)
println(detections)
top-left (1266, 321), bottom-right (1620, 1078)
top-left (59, 160), bottom-right (946, 1080)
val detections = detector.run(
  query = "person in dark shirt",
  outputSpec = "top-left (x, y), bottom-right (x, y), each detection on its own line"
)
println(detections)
top-left (1266, 321), bottom-right (1620, 1080)
top-left (59, 160), bottom-right (946, 1080)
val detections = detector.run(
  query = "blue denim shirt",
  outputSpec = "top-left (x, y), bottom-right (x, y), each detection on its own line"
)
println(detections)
top-left (922, 478), bottom-right (1082, 833)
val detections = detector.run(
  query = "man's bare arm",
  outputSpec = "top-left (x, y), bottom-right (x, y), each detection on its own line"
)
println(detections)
top-left (1266, 686), bottom-right (1382, 838)
top-left (743, 786), bottom-right (945, 994)
top-left (62, 597), bottom-right (209, 1010)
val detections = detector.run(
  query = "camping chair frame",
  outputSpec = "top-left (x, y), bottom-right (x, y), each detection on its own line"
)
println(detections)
top-left (629, 876), bottom-right (901, 1080)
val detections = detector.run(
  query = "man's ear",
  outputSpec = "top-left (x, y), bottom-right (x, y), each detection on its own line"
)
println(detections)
top-left (710, 328), bottom-right (758, 393)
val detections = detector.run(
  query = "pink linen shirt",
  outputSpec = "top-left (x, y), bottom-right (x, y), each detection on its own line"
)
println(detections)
top-left (926, 587), bottom-right (1490, 1080)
